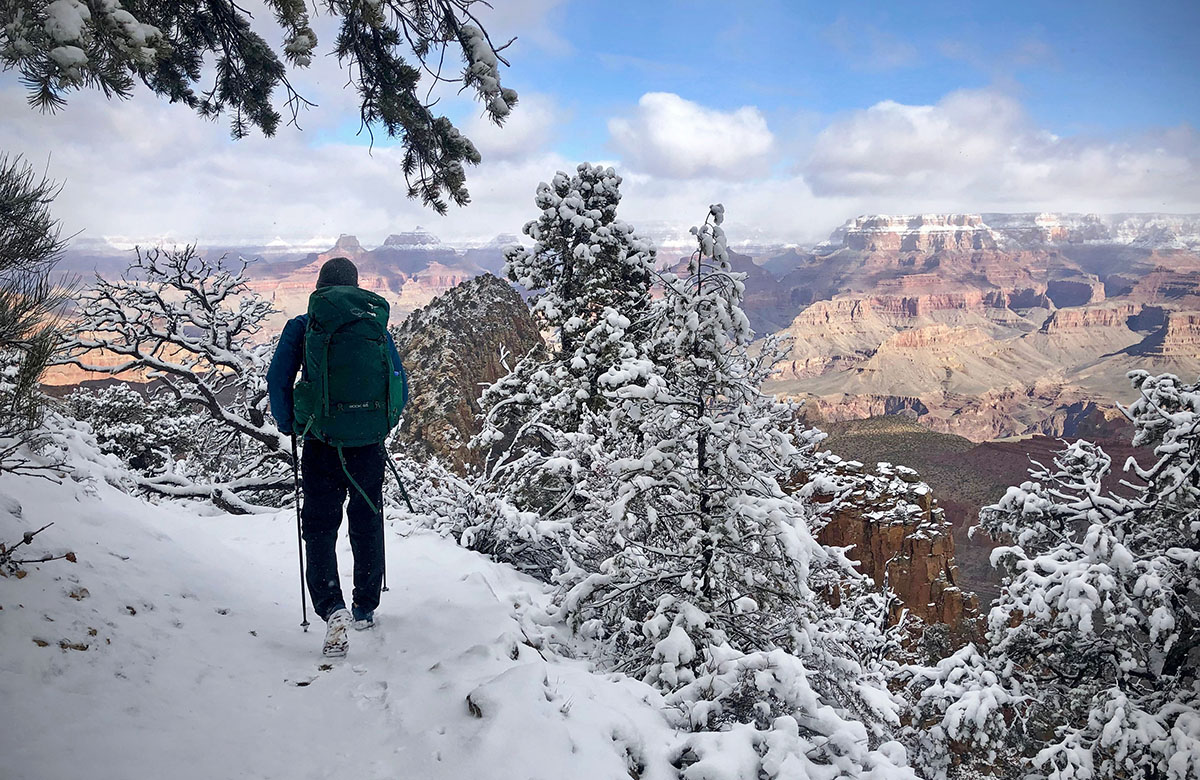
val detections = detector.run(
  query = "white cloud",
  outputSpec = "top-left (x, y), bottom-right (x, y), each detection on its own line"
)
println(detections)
top-left (608, 92), bottom-right (775, 179)
top-left (4, 60), bottom-right (1197, 255)
top-left (805, 89), bottom-right (1200, 212)
top-left (463, 92), bottom-right (563, 163)
top-left (617, 171), bottom-right (859, 247)
top-left (0, 83), bottom-right (571, 247)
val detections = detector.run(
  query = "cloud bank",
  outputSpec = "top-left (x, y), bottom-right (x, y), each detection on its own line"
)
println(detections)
top-left (608, 93), bottom-right (775, 179)
top-left (0, 76), bottom-right (1195, 251)
top-left (805, 89), bottom-right (1200, 213)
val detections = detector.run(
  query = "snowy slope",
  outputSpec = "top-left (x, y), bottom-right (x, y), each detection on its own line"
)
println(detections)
top-left (0, 445), bottom-right (678, 780)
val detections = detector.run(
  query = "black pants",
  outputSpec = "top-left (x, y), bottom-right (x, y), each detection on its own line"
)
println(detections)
top-left (301, 440), bottom-right (385, 621)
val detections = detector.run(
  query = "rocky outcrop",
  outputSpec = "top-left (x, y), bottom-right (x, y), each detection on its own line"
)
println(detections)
top-left (1127, 264), bottom-right (1200, 306)
top-left (248, 229), bottom-right (498, 331)
top-left (796, 384), bottom-right (1130, 443)
top-left (809, 458), bottom-right (978, 628)
top-left (390, 274), bottom-right (542, 472)
top-left (1126, 311), bottom-right (1200, 358)
top-left (1039, 302), bottom-right (1147, 333)
top-left (839, 214), bottom-right (999, 253)
top-left (876, 325), bottom-right (989, 352)
top-left (981, 213), bottom-right (1200, 250)
top-left (762, 214), bottom-right (1200, 442)
top-left (983, 213), bottom-right (1111, 247)
top-left (317, 234), bottom-right (368, 262)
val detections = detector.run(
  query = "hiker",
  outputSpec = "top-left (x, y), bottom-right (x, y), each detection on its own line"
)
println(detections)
top-left (267, 256), bottom-right (408, 657)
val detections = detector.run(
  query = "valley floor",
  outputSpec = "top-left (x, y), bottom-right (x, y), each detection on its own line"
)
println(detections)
top-left (0, 464), bottom-right (678, 780)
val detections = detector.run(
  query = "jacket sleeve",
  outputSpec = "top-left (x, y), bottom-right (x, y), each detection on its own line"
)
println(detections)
top-left (386, 332), bottom-right (408, 413)
top-left (267, 317), bottom-right (306, 435)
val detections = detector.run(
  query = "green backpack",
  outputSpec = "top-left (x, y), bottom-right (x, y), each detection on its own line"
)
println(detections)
top-left (293, 285), bottom-right (407, 448)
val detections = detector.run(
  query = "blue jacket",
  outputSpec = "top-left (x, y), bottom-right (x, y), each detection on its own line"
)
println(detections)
top-left (266, 313), bottom-right (406, 436)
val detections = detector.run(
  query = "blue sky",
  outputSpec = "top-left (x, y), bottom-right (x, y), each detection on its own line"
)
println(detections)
top-left (1, 0), bottom-right (1197, 246)
top-left (480, 0), bottom-right (1200, 159)
top-left (540, 1), bottom-right (1196, 125)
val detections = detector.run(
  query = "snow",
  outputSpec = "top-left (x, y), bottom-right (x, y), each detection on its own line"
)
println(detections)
top-left (48, 44), bottom-right (87, 69)
top-left (0, 449), bottom-right (680, 780)
top-left (44, 0), bottom-right (90, 43)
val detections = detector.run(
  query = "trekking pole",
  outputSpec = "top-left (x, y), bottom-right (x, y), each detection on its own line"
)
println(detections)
top-left (383, 445), bottom-right (417, 514)
top-left (379, 445), bottom-right (392, 594)
top-left (291, 434), bottom-right (310, 632)
top-left (378, 445), bottom-right (417, 593)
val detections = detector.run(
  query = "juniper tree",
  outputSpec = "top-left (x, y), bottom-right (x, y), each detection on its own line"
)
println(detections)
top-left (907, 371), bottom-right (1200, 780)
top-left (0, 154), bottom-right (70, 474)
top-left (65, 383), bottom-right (206, 474)
top-left (57, 245), bottom-right (288, 513)
top-left (1, 0), bottom-right (518, 212)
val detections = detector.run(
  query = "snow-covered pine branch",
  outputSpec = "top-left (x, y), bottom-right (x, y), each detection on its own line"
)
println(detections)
top-left (0, 154), bottom-right (72, 475)
top-left (1, 0), bottom-right (519, 213)
top-left (56, 246), bottom-right (290, 512)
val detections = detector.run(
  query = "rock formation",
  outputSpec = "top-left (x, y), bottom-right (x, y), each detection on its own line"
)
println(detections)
top-left (390, 274), bottom-right (542, 472)
top-left (839, 214), bottom-right (999, 253)
top-left (807, 457), bottom-right (978, 629)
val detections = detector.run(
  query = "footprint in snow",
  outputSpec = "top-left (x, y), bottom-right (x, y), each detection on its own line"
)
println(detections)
top-left (354, 679), bottom-right (389, 710)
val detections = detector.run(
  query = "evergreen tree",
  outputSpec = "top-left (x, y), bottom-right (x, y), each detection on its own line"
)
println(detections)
top-left (0, 154), bottom-right (69, 474)
top-left (907, 371), bottom-right (1200, 780)
top-left (553, 206), bottom-right (909, 778)
top-left (1, 0), bottom-right (518, 212)
top-left (467, 163), bottom-right (657, 577)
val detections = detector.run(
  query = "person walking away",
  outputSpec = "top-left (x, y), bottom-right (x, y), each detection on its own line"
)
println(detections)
top-left (267, 257), bottom-right (408, 657)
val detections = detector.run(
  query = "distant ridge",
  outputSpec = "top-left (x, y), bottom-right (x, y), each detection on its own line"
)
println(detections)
top-left (817, 212), bottom-right (1200, 254)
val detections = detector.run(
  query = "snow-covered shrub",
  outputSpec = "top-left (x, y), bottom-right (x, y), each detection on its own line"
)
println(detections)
top-left (906, 371), bottom-right (1200, 780)
top-left (65, 383), bottom-right (205, 474)
top-left (57, 247), bottom-right (290, 513)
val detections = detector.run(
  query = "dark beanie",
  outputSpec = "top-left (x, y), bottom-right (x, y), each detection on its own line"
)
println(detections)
top-left (316, 256), bottom-right (359, 288)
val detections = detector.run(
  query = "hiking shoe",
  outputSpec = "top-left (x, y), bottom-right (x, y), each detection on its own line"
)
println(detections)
top-left (322, 608), bottom-right (352, 657)
top-left (352, 605), bottom-right (375, 631)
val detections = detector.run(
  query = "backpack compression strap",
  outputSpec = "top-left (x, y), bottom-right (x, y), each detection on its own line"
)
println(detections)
top-left (334, 444), bottom-right (416, 518)
top-left (338, 445), bottom-right (381, 517)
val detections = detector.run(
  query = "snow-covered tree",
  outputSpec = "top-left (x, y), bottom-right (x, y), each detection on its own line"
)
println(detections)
top-left (57, 246), bottom-right (288, 513)
top-left (551, 206), bottom-right (911, 778)
top-left (907, 371), bottom-right (1200, 780)
top-left (465, 163), bottom-right (657, 577)
top-left (65, 383), bottom-right (206, 475)
top-left (1, 0), bottom-right (517, 212)
top-left (0, 154), bottom-right (70, 474)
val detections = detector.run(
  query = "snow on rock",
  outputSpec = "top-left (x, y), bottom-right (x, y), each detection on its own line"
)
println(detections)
top-left (382, 227), bottom-right (452, 251)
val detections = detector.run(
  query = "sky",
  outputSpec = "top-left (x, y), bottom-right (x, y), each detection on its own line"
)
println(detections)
top-left (2, 0), bottom-right (1199, 248)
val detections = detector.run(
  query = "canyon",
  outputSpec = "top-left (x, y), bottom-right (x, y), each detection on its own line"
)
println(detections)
top-left (50, 213), bottom-right (1200, 444)
top-left (759, 212), bottom-right (1200, 441)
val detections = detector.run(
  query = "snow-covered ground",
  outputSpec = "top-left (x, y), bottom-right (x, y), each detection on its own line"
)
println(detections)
top-left (0, 449), bottom-right (679, 780)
